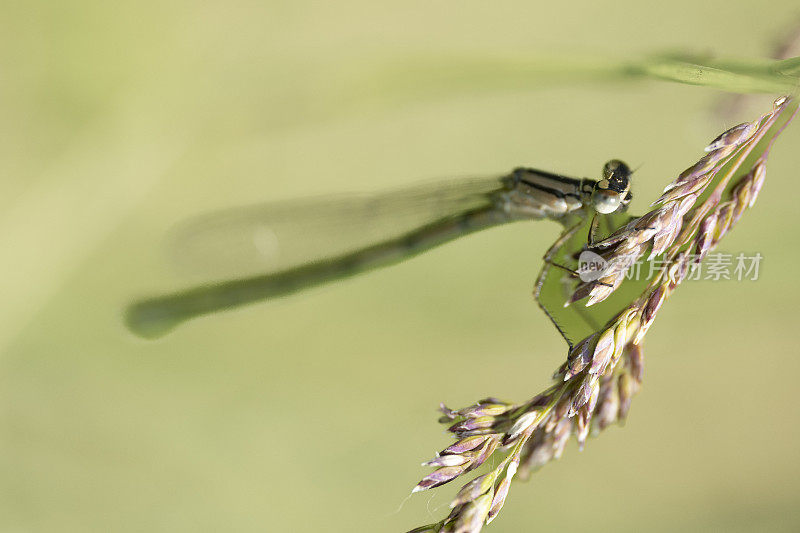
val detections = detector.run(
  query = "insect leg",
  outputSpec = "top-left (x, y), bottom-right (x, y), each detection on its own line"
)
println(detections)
top-left (533, 220), bottom-right (584, 350)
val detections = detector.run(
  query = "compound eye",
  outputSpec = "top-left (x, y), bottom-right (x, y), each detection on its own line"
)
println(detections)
top-left (592, 189), bottom-right (622, 214)
top-left (601, 159), bottom-right (632, 194)
top-left (603, 159), bottom-right (630, 179)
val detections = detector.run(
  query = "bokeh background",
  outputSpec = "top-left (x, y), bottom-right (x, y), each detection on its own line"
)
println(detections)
top-left (2, 2), bottom-right (799, 531)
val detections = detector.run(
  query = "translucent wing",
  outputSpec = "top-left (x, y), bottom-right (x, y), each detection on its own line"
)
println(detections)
top-left (170, 176), bottom-right (507, 280)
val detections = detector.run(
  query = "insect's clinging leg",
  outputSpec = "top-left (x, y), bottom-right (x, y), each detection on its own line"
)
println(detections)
top-left (588, 213), bottom-right (601, 247)
top-left (533, 220), bottom-right (584, 350)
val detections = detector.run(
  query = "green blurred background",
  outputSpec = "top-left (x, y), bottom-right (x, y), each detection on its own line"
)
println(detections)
top-left (2, 1), bottom-right (799, 531)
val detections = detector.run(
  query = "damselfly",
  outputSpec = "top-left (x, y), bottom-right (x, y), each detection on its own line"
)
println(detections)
top-left (126, 160), bottom-right (634, 341)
